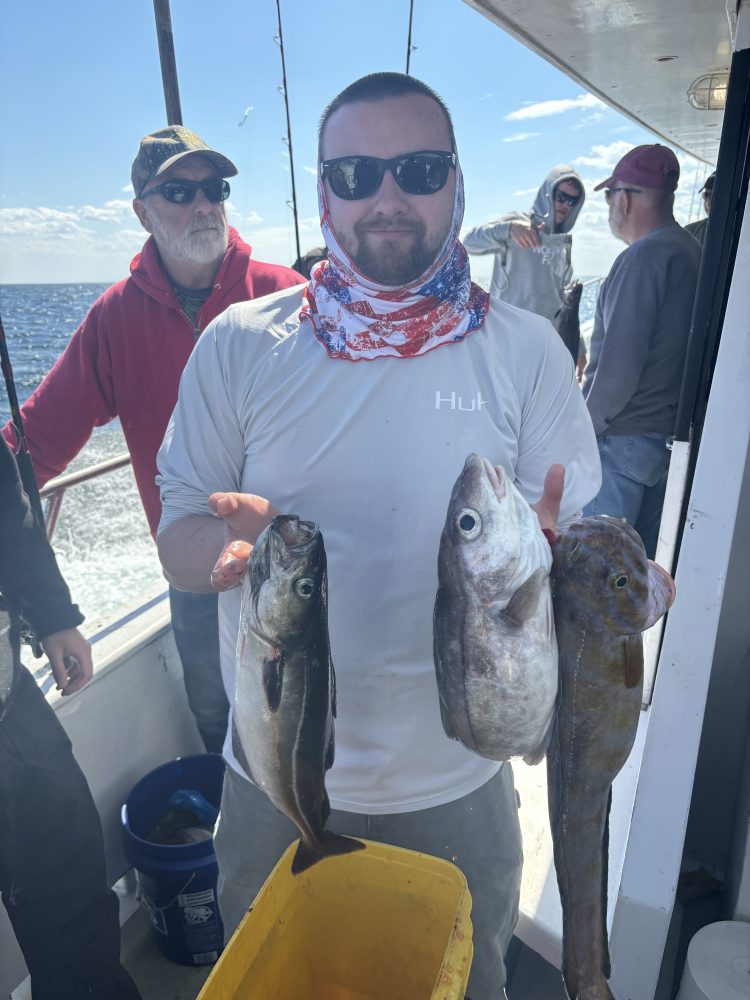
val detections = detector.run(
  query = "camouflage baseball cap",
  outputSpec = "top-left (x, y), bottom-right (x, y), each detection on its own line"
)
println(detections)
top-left (131, 125), bottom-right (238, 197)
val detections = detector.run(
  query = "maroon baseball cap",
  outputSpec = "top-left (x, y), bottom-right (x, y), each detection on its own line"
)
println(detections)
top-left (594, 144), bottom-right (680, 192)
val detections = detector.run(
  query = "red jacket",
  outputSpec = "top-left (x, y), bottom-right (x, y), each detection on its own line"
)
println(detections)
top-left (2, 228), bottom-right (302, 536)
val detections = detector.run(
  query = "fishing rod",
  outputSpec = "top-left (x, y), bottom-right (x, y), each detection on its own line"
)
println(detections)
top-left (274, 0), bottom-right (302, 264)
top-left (152, 0), bottom-right (183, 125)
top-left (405, 0), bottom-right (417, 75)
top-left (0, 310), bottom-right (44, 529)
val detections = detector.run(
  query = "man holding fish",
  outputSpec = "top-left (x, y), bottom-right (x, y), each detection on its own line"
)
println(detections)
top-left (157, 73), bottom-right (601, 999)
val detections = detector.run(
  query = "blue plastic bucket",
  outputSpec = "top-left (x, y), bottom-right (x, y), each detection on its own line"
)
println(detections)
top-left (121, 754), bottom-right (225, 966)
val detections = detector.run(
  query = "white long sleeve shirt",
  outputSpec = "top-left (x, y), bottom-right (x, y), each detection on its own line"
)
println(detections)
top-left (158, 285), bottom-right (600, 814)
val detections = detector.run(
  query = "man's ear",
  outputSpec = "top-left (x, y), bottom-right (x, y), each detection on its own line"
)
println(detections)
top-left (133, 198), bottom-right (153, 234)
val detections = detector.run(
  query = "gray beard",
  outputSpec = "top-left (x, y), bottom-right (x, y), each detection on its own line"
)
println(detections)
top-left (150, 213), bottom-right (229, 265)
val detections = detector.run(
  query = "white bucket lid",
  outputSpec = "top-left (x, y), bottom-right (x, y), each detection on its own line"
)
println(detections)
top-left (676, 921), bottom-right (750, 1000)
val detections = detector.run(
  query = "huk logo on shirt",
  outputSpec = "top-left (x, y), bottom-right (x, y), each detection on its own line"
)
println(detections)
top-left (435, 390), bottom-right (487, 412)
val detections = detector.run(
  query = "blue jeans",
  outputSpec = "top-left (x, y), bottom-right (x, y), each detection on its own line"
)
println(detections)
top-left (583, 433), bottom-right (671, 559)
top-left (168, 588), bottom-right (229, 754)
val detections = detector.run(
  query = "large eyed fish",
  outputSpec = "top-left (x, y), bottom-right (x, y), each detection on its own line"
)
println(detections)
top-left (433, 453), bottom-right (557, 763)
top-left (232, 514), bottom-right (364, 874)
top-left (547, 516), bottom-right (675, 1000)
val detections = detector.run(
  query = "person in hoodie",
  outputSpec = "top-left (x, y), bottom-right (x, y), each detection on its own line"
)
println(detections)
top-left (463, 165), bottom-right (586, 376)
top-left (1, 126), bottom-right (302, 755)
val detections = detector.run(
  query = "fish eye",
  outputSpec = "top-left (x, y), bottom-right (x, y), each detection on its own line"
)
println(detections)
top-left (294, 578), bottom-right (314, 599)
top-left (612, 573), bottom-right (630, 590)
top-left (455, 508), bottom-right (482, 540)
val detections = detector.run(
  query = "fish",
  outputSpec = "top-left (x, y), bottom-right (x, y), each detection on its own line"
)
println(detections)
top-left (555, 280), bottom-right (583, 363)
top-left (232, 514), bottom-right (364, 874)
top-left (433, 453), bottom-right (558, 763)
top-left (546, 516), bottom-right (675, 1000)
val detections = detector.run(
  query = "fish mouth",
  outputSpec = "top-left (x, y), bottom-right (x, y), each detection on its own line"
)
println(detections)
top-left (462, 453), bottom-right (506, 501)
top-left (643, 560), bottom-right (676, 629)
top-left (270, 515), bottom-right (321, 564)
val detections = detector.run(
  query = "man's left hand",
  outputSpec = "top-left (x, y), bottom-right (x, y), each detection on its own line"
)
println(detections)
top-left (42, 627), bottom-right (93, 696)
top-left (532, 464), bottom-right (565, 533)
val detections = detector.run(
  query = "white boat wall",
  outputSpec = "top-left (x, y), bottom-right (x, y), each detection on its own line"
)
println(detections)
top-left (2, 2), bottom-right (749, 997)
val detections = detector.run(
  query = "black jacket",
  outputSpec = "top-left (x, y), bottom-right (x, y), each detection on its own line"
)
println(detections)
top-left (0, 435), bottom-right (83, 705)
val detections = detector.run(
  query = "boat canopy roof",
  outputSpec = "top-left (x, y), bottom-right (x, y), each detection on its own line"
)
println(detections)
top-left (463, 0), bottom-right (731, 163)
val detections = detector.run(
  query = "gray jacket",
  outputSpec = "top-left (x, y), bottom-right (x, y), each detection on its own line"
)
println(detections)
top-left (463, 165), bottom-right (585, 328)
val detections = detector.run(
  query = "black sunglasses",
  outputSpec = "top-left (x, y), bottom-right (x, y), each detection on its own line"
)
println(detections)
top-left (141, 178), bottom-right (230, 205)
top-left (605, 187), bottom-right (642, 202)
top-left (320, 150), bottom-right (456, 201)
top-left (553, 189), bottom-right (580, 207)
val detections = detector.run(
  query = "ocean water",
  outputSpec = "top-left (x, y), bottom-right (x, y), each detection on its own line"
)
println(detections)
top-left (0, 283), bottom-right (164, 627)
top-left (0, 279), bottom-right (601, 629)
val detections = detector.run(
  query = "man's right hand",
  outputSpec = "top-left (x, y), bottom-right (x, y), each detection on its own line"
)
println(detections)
top-left (208, 491), bottom-right (279, 540)
top-left (208, 492), bottom-right (279, 591)
top-left (509, 220), bottom-right (542, 249)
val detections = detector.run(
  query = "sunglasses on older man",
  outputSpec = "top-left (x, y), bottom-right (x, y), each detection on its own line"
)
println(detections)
top-left (321, 150), bottom-right (456, 201)
top-left (553, 189), bottom-right (581, 207)
top-left (141, 178), bottom-right (231, 204)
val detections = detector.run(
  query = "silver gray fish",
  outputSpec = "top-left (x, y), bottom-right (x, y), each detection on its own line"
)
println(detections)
top-left (547, 516), bottom-right (675, 1000)
top-left (555, 280), bottom-right (583, 363)
top-left (433, 453), bottom-right (558, 763)
top-left (232, 515), bottom-right (363, 874)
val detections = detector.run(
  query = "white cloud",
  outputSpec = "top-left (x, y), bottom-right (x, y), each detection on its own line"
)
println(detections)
top-left (303, 165), bottom-right (318, 176)
top-left (503, 132), bottom-right (539, 143)
top-left (504, 93), bottom-right (604, 121)
top-left (572, 111), bottom-right (606, 130)
top-left (574, 140), bottom-right (633, 170)
top-left (513, 187), bottom-right (538, 197)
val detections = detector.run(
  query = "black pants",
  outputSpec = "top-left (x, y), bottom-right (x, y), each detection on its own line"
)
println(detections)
top-left (0, 667), bottom-right (141, 999)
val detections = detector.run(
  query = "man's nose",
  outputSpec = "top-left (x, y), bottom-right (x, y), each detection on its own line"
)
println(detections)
top-left (370, 168), bottom-right (411, 213)
top-left (192, 187), bottom-right (215, 212)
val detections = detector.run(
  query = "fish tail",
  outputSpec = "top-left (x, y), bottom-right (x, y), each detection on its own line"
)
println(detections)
top-left (291, 832), bottom-right (366, 875)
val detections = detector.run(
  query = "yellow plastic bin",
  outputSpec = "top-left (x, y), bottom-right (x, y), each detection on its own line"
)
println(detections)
top-left (197, 838), bottom-right (473, 1000)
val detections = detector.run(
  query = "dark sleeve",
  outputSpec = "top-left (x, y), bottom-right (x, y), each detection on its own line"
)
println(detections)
top-left (583, 246), bottom-right (661, 437)
top-left (0, 436), bottom-right (84, 639)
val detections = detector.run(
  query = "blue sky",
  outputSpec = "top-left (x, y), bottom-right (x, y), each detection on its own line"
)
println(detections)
top-left (0, 0), bottom-right (713, 285)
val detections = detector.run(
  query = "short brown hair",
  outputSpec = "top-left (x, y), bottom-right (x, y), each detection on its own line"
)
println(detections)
top-left (318, 72), bottom-right (456, 161)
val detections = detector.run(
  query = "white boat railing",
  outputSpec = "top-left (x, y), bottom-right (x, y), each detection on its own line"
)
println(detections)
top-left (40, 452), bottom-right (131, 540)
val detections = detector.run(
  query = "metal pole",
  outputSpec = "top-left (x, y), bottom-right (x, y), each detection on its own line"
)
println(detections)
top-left (406, 0), bottom-right (416, 75)
top-left (152, 0), bottom-right (183, 125)
top-left (0, 309), bottom-right (44, 529)
top-left (274, 0), bottom-right (301, 264)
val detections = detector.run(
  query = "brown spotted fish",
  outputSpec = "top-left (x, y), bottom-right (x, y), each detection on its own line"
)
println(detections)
top-left (547, 516), bottom-right (675, 999)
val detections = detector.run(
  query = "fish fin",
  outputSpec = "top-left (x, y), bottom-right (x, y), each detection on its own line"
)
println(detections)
top-left (262, 654), bottom-right (284, 712)
top-left (623, 635), bottom-right (644, 689)
top-left (320, 788), bottom-right (331, 826)
top-left (601, 789), bottom-right (613, 980)
top-left (231, 720), bottom-right (256, 784)
top-left (523, 716), bottom-right (554, 766)
top-left (330, 657), bottom-right (337, 718)
top-left (438, 693), bottom-right (458, 741)
top-left (324, 731), bottom-right (335, 772)
top-left (291, 833), bottom-right (366, 876)
top-left (498, 567), bottom-right (546, 628)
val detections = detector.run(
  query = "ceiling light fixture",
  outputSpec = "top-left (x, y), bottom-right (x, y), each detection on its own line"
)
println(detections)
top-left (687, 72), bottom-right (729, 110)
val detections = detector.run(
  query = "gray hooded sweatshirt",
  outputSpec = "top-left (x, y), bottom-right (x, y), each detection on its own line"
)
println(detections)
top-left (463, 164), bottom-right (585, 330)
